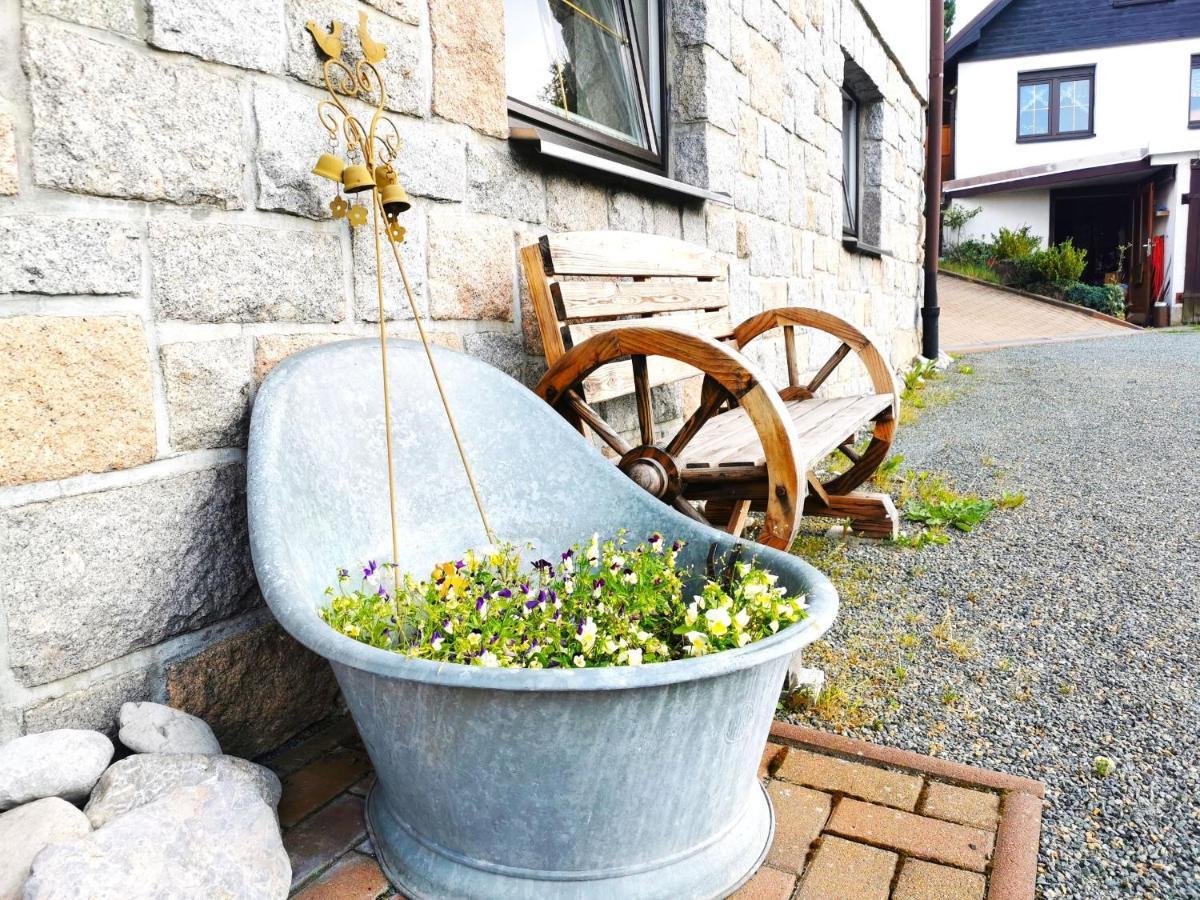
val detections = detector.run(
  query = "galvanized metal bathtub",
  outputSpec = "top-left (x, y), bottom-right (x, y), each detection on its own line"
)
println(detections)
top-left (247, 339), bottom-right (837, 899)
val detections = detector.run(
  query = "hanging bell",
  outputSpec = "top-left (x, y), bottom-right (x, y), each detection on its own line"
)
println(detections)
top-left (374, 164), bottom-right (397, 188)
top-left (341, 163), bottom-right (375, 193)
top-left (311, 153), bottom-right (345, 181)
top-left (380, 181), bottom-right (411, 216)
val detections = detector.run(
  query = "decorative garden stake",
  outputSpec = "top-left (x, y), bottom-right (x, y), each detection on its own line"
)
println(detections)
top-left (306, 15), bottom-right (496, 605)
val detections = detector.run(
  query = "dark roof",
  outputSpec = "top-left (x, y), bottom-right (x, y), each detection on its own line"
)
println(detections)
top-left (946, 0), bottom-right (1200, 65)
top-left (944, 0), bottom-right (1015, 63)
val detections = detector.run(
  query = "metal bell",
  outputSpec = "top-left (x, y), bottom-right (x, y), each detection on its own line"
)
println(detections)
top-left (374, 164), bottom-right (397, 188)
top-left (311, 153), bottom-right (345, 181)
top-left (341, 163), bottom-right (375, 193)
top-left (380, 182), bottom-right (411, 216)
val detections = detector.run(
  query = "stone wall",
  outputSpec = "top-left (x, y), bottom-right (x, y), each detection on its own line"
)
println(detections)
top-left (0, 0), bottom-right (926, 751)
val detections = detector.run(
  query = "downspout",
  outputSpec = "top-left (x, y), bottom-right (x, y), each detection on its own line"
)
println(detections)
top-left (923, 0), bottom-right (946, 359)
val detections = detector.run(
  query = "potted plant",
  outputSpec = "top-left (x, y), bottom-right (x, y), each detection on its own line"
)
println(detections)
top-left (247, 340), bottom-right (838, 899)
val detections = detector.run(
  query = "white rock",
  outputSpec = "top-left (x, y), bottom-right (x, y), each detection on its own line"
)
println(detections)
top-left (0, 798), bottom-right (90, 900)
top-left (24, 782), bottom-right (290, 900)
top-left (85, 753), bottom-right (281, 829)
top-left (0, 730), bottom-right (113, 810)
top-left (118, 703), bottom-right (221, 756)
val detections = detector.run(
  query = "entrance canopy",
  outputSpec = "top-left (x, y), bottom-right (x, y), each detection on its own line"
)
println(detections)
top-left (944, 149), bottom-right (1172, 198)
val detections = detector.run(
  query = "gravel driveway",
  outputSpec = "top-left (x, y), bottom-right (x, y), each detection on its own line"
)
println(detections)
top-left (788, 330), bottom-right (1200, 899)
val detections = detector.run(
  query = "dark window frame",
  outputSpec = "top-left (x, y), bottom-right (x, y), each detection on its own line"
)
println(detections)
top-left (841, 87), bottom-right (860, 240)
top-left (1016, 65), bottom-right (1096, 143)
top-left (504, 0), bottom-right (669, 174)
top-left (1190, 54), bottom-right (1200, 129)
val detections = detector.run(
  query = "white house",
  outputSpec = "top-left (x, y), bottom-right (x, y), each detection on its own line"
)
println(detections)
top-left (942, 0), bottom-right (1200, 325)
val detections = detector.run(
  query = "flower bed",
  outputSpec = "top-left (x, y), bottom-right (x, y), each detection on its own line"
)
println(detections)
top-left (321, 532), bottom-right (808, 669)
top-left (941, 218), bottom-right (1127, 319)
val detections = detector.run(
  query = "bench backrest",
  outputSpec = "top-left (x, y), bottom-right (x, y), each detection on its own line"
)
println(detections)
top-left (521, 231), bottom-right (732, 404)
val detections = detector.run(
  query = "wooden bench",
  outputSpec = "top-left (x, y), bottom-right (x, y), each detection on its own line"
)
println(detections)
top-left (520, 231), bottom-right (900, 549)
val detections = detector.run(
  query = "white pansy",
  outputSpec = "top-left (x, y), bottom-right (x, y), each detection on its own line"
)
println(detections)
top-left (580, 617), bottom-right (598, 652)
top-left (627, 648), bottom-right (643, 666)
top-left (734, 608), bottom-right (750, 629)
top-left (478, 650), bottom-right (499, 667)
top-left (705, 607), bottom-right (731, 636)
top-left (623, 571), bottom-right (638, 586)
top-left (573, 654), bottom-right (586, 668)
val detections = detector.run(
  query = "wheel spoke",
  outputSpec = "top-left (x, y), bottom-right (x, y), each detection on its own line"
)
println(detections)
top-left (838, 441), bottom-right (861, 464)
top-left (783, 325), bottom-right (800, 388)
top-left (671, 496), bottom-right (709, 525)
top-left (632, 354), bottom-right (654, 446)
top-left (664, 376), bottom-right (728, 458)
top-left (565, 390), bottom-right (631, 456)
top-left (807, 342), bottom-right (851, 394)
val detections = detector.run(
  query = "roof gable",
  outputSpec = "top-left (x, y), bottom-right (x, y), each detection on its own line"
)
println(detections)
top-left (947, 0), bottom-right (1200, 64)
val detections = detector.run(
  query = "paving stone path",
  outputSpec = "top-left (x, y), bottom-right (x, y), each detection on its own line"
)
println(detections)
top-left (938, 272), bottom-right (1136, 353)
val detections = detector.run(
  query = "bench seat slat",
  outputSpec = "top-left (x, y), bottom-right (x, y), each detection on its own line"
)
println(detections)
top-left (680, 393), bottom-right (894, 467)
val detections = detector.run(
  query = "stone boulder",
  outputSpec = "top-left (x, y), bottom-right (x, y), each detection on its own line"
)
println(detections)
top-left (0, 730), bottom-right (113, 809)
top-left (117, 702), bottom-right (221, 755)
top-left (24, 781), bottom-right (290, 899)
top-left (84, 753), bottom-right (281, 828)
top-left (0, 798), bottom-right (91, 900)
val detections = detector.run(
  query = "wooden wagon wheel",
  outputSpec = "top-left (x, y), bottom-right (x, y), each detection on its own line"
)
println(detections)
top-left (535, 327), bottom-right (805, 550)
top-left (733, 308), bottom-right (899, 497)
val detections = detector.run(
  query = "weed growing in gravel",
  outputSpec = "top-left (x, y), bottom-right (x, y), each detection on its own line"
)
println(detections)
top-left (1092, 756), bottom-right (1117, 777)
top-left (906, 496), bottom-right (995, 532)
top-left (939, 686), bottom-right (960, 706)
top-left (997, 491), bottom-right (1026, 510)
top-left (957, 364), bottom-right (975, 375)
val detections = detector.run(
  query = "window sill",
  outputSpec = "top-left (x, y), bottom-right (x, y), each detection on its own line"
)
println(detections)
top-left (1016, 132), bottom-right (1096, 144)
top-left (509, 126), bottom-right (732, 206)
top-left (843, 237), bottom-right (886, 258)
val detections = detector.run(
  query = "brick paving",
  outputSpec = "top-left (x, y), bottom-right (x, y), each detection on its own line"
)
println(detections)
top-left (263, 717), bottom-right (1043, 899)
top-left (938, 272), bottom-right (1136, 354)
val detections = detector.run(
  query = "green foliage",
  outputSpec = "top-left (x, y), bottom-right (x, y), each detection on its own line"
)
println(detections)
top-left (320, 533), bottom-right (807, 669)
top-left (1092, 755), bottom-right (1117, 777)
top-left (992, 225), bottom-right (1041, 260)
top-left (945, 238), bottom-right (994, 268)
top-left (957, 364), bottom-right (975, 375)
top-left (1031, 240), bottom-right (1087, 287)
top-left (905, 497), bottom-right (996, 532)
top-left (892, 528), bottom-right (950, 549)
top-left (997, 491), bottom-right (1026, 510)
top-left (941, 203), bottom-right (980, 233)
top-left (944, 0), bottom-right (955, 40)
top-left (1064, 282), bottom-right (1125, 318)
top-left (940, 259), bottom-right (1001, 284)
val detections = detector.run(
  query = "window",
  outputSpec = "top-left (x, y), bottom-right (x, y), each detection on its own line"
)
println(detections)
top-left (841, 57), bottom-right (885, 254)
top-left (504, 0), bottom-right (663, 169)
top-left (1191, 55), bottom-right (1200, 128)
top-left (1017, 67), bottom-right (1094, 141)
top-left (841, 90), bottom-right (859, 238)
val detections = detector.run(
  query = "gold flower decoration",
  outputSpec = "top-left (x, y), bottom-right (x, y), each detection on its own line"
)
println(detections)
top-left (386, 220), bottom-right (406, 244)
top-left (347, 204), bottom-right (368, 227)
top-left (329, 195), bottom-right (349, 219)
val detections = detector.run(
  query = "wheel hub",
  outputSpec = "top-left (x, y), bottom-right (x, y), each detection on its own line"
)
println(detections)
top-left (618, 446), bottom-right (682, 500)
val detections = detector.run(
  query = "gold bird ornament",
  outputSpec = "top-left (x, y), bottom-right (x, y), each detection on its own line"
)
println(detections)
top-left (305, 19), bottom-right (344, 60)
top-left (358, 12), bottom-right (387, 64)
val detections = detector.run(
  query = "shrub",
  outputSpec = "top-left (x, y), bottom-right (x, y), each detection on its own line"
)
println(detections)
top-left (941, 203), bottom-right (981, 249)
top-left (991, 226), bottom-right (1041, 260)
top-left (1031, 240), bottom-right (1087, 288)
top-left (946, 238), bottom-right (993, 268)
top-left (1064, 282), bottom-right (1125, 318)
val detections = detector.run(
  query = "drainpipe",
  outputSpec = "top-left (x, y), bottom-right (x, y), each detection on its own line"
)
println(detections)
top-left (922, 0), bottom-right (945, 360)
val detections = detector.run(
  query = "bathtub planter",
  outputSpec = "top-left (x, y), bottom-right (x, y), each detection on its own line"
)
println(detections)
top-left (248, 340), bottom-right (838, 899)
